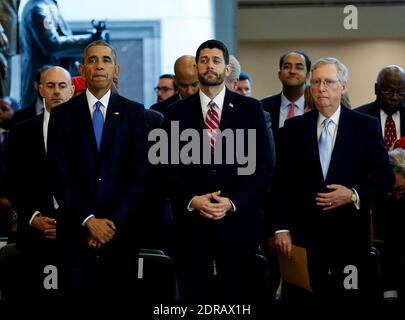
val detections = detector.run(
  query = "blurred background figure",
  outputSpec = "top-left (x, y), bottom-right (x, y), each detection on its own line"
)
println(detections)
top-left (382, 143), bottom-right (405, 301)
top-left (150, 55), bottom-right (199, 115)
top-left (237, 71), bottom-right (252, 97)
top-left (0, 0), bottom-right (20, 96)
top-left (13, 65), bottom-right (52, 125)
top-left (20, 0), bottom-right (105, 108)
top-left (71, 75), bottom-right (86, 96)
top-left (154, 73), bottom-right (176, 103)
top-left (225, 54), bottom-right (241, 92)
top-left (0, 95), bottom-right (18, 240)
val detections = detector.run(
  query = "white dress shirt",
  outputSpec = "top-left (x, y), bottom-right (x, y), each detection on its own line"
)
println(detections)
top-left (279, 93), bottom-right (305, 128)
top-left (81, 89), bottom-right (112, 226)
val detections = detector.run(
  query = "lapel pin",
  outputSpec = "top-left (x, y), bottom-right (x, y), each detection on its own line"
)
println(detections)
top-left (114, 112), bottom-right (120, 115)
top-left (229, 102), bottom-right (234, 108)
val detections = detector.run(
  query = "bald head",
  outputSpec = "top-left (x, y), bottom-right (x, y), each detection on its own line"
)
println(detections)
top-left (174, 55), bottom-right (199, 98)
top-left (39, 66), bottom-right (74, 112)
top-left (375, 65), bottom-right (405, 113)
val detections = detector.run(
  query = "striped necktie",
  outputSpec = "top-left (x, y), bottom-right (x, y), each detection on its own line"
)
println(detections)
top-left (205, 100), bottom-right (220, 151)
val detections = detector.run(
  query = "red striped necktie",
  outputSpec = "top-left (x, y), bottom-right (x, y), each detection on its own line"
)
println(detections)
top-left (287, 102), bottom-right (295, 119)
top-left (205, 100), bottom-right (220, 151)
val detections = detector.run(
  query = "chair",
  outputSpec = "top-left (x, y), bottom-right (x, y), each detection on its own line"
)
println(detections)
top-left (136, 249), bottom-right (178, 302)
top-left (0, 243), bottom-right (23, 300)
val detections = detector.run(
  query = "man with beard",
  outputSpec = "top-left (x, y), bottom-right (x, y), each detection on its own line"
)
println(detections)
top-left (162, 39), bottom-right (272, 302)
top-left (261, 51), bottom-right (311, 146)
top-left (357, 65), bottom-right (405, 241)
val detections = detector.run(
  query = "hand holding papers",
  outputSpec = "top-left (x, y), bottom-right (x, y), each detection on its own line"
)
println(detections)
top-left (277, 244), bottom-right (312, 292)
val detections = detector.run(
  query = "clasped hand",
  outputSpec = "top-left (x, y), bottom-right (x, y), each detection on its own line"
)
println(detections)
top-left (86, 217), bottom-right (116, 249)
top-left (191, 191), bottom-right (232, 220)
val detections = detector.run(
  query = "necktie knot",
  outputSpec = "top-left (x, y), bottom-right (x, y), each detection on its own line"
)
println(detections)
top-left (93, 101), bottom-right (104, 150)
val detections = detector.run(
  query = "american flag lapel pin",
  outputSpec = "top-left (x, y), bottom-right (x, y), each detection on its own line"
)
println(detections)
top-left (114, 112), bottom-right (120, 115)
top-left (229, 102), bottom-right (234, 108)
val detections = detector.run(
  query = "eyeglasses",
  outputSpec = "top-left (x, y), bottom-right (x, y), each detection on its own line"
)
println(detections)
top-left (154, 86), bottom-right (175, 93)
top-left (310, 79), bottom-right (340, 88)
top-left (379, 88), bottom-right (405, 98)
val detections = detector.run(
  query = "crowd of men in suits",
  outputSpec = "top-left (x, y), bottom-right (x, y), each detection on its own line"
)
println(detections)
top-left (0, 37), bottom-right (404, 306)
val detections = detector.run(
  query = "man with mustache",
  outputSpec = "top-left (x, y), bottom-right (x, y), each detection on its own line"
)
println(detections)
top-left (163, 39), bottom-right (272, 302)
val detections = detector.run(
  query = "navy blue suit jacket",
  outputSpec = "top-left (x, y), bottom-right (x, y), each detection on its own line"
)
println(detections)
top-left (48, 92), bottom-right (148, 243)
top-left (356, 101), bottom-right (405, 137)
top-left (162, 89), bottom-right (273, 251)
top-left (275, 107), bottom-right (394, 254)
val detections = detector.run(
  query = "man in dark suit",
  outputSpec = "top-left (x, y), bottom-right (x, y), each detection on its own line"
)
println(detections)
top-left (162, 40), bottom-right (272, 302)
top-left (6, 66), bottom-right (74, 298)
top-left (274, 57), bottom-right (394, 301)
top-left (261, 51), bottom-right (311, 146)
top-left (356, 65), bottom-right (405, 149)
top-left (48, 41), bottom-right (148, 299)
top-left (150, 55), bottom-right (199, 116)
top-left (356, 65), bottom-right (405, 241)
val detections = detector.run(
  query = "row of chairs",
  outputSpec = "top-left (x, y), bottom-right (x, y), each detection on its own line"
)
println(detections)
top-left (0, 241), bottom-right (269, 302)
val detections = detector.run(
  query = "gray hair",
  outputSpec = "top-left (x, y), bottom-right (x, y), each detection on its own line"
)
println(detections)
top-left (389, 148), bottom-right (405, 178)
top-left (311, 57), bottom-right (349, 82)
top-left (226, 55), bottom-right (241, 85)
top-left (376, 65), bottom-right (404, 84)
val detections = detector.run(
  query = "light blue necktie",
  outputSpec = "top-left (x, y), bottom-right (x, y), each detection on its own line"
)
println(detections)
top-left (318, 118), bottom-right (333, 179)
top-left (93, 101), bottom-right (104, 150)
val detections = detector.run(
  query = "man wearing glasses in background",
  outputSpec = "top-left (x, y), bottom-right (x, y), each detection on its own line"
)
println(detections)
top-left (357, 65), bottom-right (405, 150)
top-left (357, 65), bottom-right (405, 242)
top-left (154, 73), bottom-right (177, 103)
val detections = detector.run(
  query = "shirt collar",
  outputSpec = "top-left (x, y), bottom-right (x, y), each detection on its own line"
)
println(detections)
top-left (281, 92), bottom-right (305, 111)
top-left (199, 85), bottom-right (226, 110)
top-left (317, 105), bottom-right (341, 127)
top-left (86, 89), bottom-right (111, 109)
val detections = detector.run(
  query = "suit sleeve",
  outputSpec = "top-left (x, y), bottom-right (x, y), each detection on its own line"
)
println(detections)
top-left (355, 117), bottom-right (394, 202)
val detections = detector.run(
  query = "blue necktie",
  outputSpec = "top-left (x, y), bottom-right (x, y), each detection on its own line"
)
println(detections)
top-left (318, 118), bottom-right (333, 179)
top-left (93, 101), bottom-right (104, 150)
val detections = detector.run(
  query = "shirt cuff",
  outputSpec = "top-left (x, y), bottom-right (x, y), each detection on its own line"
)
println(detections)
top-left (352, 188), bottom-right (360, 210)
top-left (384, 290), bottom-right (399, 299)
top-left (275, 229), bottom-right (289, 234)
top-left (82, 214), bottom-right (95, 226)
top-left (229, 200), bottom-right (236, 212)
top-left (29, 211), bottom-right (41, 226)
top-left (187, 196), bottom-right (196, 211)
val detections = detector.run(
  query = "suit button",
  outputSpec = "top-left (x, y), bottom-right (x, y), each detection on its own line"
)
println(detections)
top-left (98, 177), bottom-right (102, 182)
top-left (212, 169), bottom-right (216, 174)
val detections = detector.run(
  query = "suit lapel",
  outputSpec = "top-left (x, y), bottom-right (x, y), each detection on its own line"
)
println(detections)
top-left (326, 106), bottom-right (351, 181)
top-left (306, 110), bottom-right (324, 182)
top-left (219, 89), bottom-right (235, 131)
top-left (400, 107), bottom-right (405, 136)
top-left (99, 93), bottom-right (121, 154)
